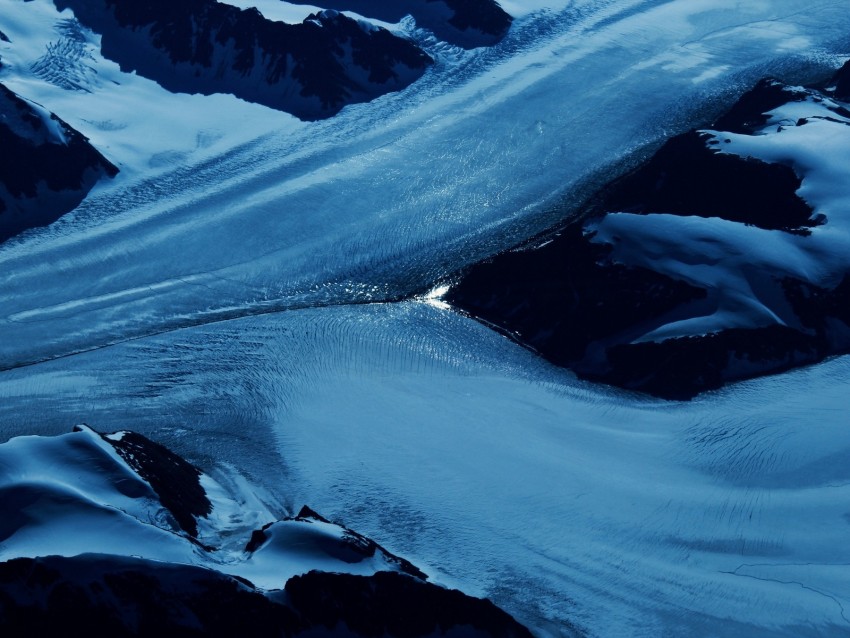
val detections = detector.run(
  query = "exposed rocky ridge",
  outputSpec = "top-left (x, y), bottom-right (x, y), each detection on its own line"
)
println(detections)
top-left (0, 83), bottom-right (118, 242)
top-left (0, 556), bottom-right (531, 637)
top-left (584, 127), bottom-right (815, 234)
top-left (447, 72), bottom-right (850, 399)
top-left (95, 428), bottom-right (212, 538)
top-left (0, 555), bottom-right (295, 637)
top-left (51, 0), bottom-right (433, 119)
top-left (284, 0), bottom-right (513, 48)
top-left (286, 570), bottom-right (533, 638)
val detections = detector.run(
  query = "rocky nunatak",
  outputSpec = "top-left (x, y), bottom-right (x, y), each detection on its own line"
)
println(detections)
top-left (448, 63), bottom-right (850, 399)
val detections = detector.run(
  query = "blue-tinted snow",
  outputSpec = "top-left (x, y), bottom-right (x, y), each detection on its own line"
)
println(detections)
top-left (0, 424), bottom-right (421, 589)
top-left (2, 0), bottom-right (850, 636)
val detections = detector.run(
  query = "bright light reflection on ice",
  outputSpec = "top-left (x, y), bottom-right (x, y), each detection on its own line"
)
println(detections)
top-left (422, 284), bottom-right (452, 310)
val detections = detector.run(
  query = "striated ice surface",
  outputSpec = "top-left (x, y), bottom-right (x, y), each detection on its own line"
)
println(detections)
top-left (2, 0), bottom-right (849, 366)
top-left (2, 1), bottom-right (850, 636)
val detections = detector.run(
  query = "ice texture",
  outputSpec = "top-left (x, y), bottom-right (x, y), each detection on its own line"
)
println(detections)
top-left (1, 1), bottom-right (850, 636)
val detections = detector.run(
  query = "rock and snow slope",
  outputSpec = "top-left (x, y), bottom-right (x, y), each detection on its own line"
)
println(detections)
top-left (51, 0), bottom-right (433, 120)
top-left (448, 68), bottom-right (850, 398)
top-left (283, 0), bottom-right (513, 48)
top-left (0, 425), bottom-right (531, 637)
top-left (0, 82), bottom-right (117, 242)
top-left (0, 424), bottom-right (421, 583)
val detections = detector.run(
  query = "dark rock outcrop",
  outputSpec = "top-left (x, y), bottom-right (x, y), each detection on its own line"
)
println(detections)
top-left (447, 224), bottom-right (707, 369)
top-left (0, 555), bottom-right (297, 638)
top-left (711, 79), bottom-right (809, 134)
top-left (0, 556), bottom-right (532, 637)
top-left (95, 429), bottom-right (212, 538)
top-left (830, 59), bottom-right (850, 101)
top-left (448, 73), bottom-right (850, 399)
top-left (52, 0), bottom-right (433, 119)
top-left (589, 130), bottom-right (815, 233)
top-left (284, 0), bottom-right (513, 48)
top-left (285, 570), bottom-right (534, 638)
top-left (583, 89), bottom-right (816, 234)
top-left (0, 83), bottom-right (118, 242)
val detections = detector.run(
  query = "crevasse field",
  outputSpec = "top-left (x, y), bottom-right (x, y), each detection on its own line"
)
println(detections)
top-left (1, 1), bottom-right (850, 636)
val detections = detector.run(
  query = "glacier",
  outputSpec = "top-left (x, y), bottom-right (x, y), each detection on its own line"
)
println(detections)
top-left (2, 0), bottom-right (850, 636)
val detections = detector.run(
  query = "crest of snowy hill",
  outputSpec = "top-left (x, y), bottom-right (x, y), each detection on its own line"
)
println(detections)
top-left (448, 63), bottom-right (850, 399)
top-left (50, 0), bottom-right (433, 120)
top-left (0, 82), bottom-right (118, 243)
top-left (283, 0), bottom-right (513, 48)
top-left (0, 426), bottom-right (532, 637)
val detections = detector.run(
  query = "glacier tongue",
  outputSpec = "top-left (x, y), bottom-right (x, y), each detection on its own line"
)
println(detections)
top-left (2, 1), bottom-right (850, 366)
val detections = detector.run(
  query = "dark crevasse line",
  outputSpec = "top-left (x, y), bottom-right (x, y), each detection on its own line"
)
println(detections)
top-left (446, 63), bottom-right (850, 400)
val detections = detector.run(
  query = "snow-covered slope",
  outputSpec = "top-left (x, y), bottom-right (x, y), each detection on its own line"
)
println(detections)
top-left (448, 71), bottom-right (850, 398)
top-left (0, 425), bottom-right (531, 636)
top-left (0, 424), bottom-right (417, 585)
